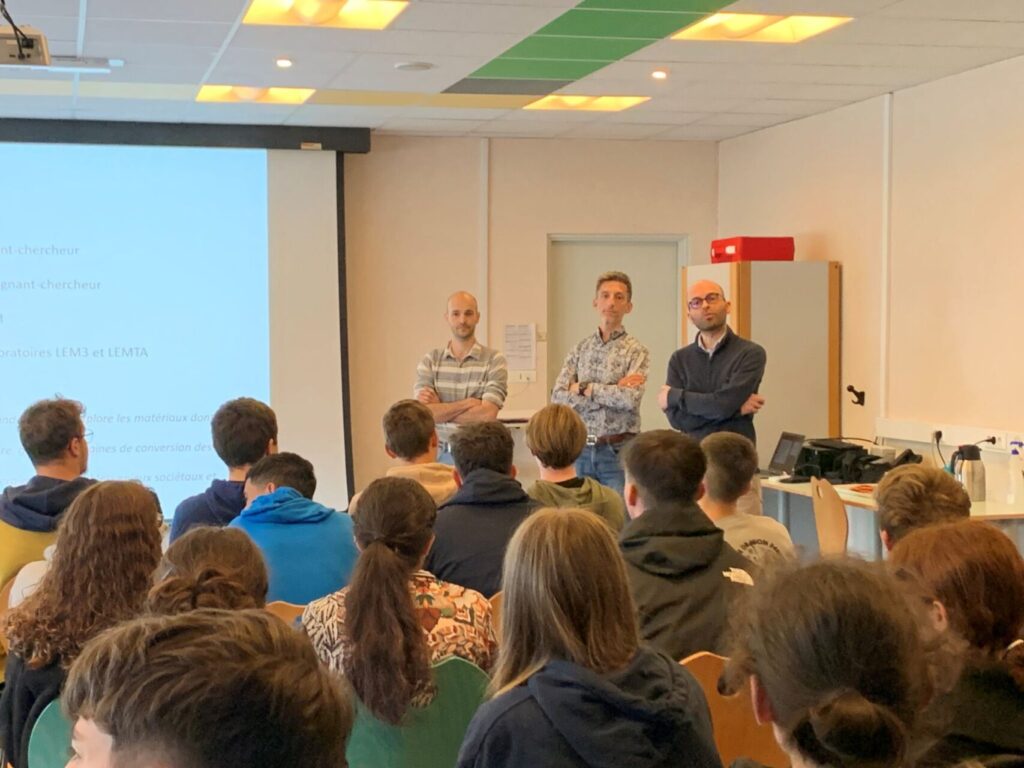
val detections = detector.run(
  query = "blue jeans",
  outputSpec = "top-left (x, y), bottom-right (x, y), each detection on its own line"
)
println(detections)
top-left (575, 443), bottom-right (625, 498)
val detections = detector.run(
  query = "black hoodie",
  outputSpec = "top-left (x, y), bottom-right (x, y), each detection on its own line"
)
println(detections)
top-left (425, 468), bottom-right (540, 598)
top-left (0, 475), bottom-right (95, 533)
top-left (457, 646), bottom-right (722, 768)
top-left (620, 501), bottom-right (752, 661)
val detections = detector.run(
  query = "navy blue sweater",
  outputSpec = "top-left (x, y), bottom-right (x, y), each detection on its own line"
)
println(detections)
top-left (169, 479), bottom-right (246, 542)
top-left (457, 646), bottom-right (721, 768)
top-left (664, 328), bottom-right (766, 443)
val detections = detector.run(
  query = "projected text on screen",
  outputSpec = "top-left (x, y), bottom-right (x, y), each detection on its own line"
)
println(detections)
top-left (0, 143), bottom-right (270, 516)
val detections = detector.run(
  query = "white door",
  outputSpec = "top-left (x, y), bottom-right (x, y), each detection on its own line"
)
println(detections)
top-left (547, 238), bottom-right (684, 433)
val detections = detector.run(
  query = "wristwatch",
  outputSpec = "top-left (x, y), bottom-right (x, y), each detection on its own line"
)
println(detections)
top-left (578, 382), bottom-right (590, 397)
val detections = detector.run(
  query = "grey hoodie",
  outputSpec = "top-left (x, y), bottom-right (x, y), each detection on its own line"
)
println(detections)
top-left (527, 477), bottom-right (625, 531)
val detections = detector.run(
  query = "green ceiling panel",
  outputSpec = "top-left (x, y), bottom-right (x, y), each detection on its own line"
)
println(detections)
top-left (534, 9), bottom-right (701, 40)
top-left (471, 57), bottom-right (608, 80)
top-left (577, 0), bottom-right (732, 12)
top-left (501, 36), bottom-right (651, 62)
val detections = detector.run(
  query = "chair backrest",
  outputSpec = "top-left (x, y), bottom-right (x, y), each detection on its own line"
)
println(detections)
top-left (0, 580), bottom-right (15, 653)
top-left (810, 477), bottom-right (849, 556)
top-left (265, 600), bottom-right (305, 626)
top-left (27, 699), bottom-right (72, 768)
top-left (681, 652), bottom-right (789, 768)
top-left (488, 591), bottom-right (502, 644)
top-left (346, 656), bottom-right (489, 768)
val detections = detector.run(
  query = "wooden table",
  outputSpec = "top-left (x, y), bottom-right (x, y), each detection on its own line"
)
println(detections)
top-left (762, 476), bottom-right (1024, 559)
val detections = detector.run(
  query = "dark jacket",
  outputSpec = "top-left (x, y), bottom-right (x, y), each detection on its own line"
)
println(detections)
top-left (169, 479), bottom-right (246, 541)
top-left (425, 468), bottom-right (540, 597)
top-left (620, 501), bottom-right (752, 660)
top-left (0, 475), bottom-right (95, 533)
top-left (457, 645), bottom-right (722, 768)
top-left (918, 664), bottom-right (1024, 768)
top-left (664, 328), bottom-right (766, 443)
top-left (0, 653), bottom-right (65, 768)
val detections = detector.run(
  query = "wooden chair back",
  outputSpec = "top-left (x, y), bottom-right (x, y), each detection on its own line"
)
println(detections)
top-left (265, 600), bottom-right (305, 626)
top-left (681, 652), bottom-right (789, 768)
top-left (810, 477), bottom-right (849, 556)
top-left (488, 591), bottom-right (502, 644)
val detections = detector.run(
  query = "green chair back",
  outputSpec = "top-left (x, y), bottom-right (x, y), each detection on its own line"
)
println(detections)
top-left (28, 699), bottom-right (72, 768)
top-left (346, 656), bottom-right (489, 768)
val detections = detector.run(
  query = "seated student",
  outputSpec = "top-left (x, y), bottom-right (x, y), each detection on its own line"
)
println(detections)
top-left (303, 477), bottom-right (495, 724)
top-left (63, 609), bottom-right (352, 768)
top-left (170, 397), bottom-right (278, 542)
top-left (0, 397), bottom-right (95, 587)
top-left (699, 432), bottom-right (795, 566)
top-left (619, 430), bottom-right (752, 660)
top-left (229, 452), bottom-right (357, 605)
top-left (0, 481), bottom-right (162, 768)
top-left (147, 526), bottom-right (269, 614)
top-left (524, 404), bottom-right (625, 531)
top-left (457, 508), bottom-right (721, 768)
top-left (876, 464), bottom-right (971, 551)
top-left (891, 520), bottom-right (1024, 767)
top-left (349, 399), bottom-right (458, 514)
top-left (725, 559), bottom-right (937, 768)
top-left (425, 422), bottom-right (540, 597)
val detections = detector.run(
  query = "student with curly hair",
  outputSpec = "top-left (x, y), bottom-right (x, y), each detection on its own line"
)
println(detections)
top-left (147, 526), bottom-right (269, 614)
top-left (458, 508), bottom-right (720, 768)
top-left (891, 520), bottom-right (1024, 766)
top-left (725, 559), bottom-right (938, 768)
top-left (0, 481), bottom-right (162, 768)
top-left (303, 476), bottom-right (495, 725)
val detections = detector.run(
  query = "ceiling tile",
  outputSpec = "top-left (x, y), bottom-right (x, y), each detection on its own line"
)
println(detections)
top-left (85, 19), bottom-right (234, 47)
top-left (230, 26), bottom-right (522, 58)
top-left (472, 57), bottom-right (607, 79)
top-left (824, 17), bottom-right (1024, 48)
top-left (186, 101), bottom-right (296, 124)
top-left (501, 35), bottom-right (650, 61)
top-left (379, 116), bottom-right (486, 133)
top-left (472, 118), bottom-right (574, 136)
top-left (9, 1), bottom-right (80, 18)
top-left (878, 0), bottom-right (1024, 22)
top-left (534, 9), bottom-right (704, 40)
top-left (737, 97), bottom-right (850, 114)
top-left (392, 3), bottom-right (562, 34)
top-left (81, 42), bottom-right (220, 70)
top-left (562, 120), bottom-right (682, 138)
top-left (88, 0), bottom-right (247, 24)
top-left (721, 0), bottom-right (900, 14)
top-left (14, 16), bottom-right (80, 43)
top-left (693, 111), bottom-right (789, 126)
top-left (326, 52), bottom-right (484, 91)
top-left (211, 48), bottom-right (356, 89)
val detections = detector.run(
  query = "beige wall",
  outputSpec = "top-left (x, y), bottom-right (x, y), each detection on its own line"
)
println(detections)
top-left (888, 54), bottom-right (1024, 430)
top-left (719, 97), bottom-right (887, 440)
top-left (345, 135), bottom-right (718, 488)
top-left (720, 53), bottom-right (1024, 442)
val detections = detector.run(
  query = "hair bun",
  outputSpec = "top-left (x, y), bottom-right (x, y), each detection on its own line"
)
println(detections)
top-left (147, 567), bottom-right (258, 614)
top-left (797, 689), bottom-right (907, 768)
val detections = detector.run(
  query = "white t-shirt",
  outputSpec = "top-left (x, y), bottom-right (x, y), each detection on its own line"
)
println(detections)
top-left (7, 545), bottom-right (54, 609)
top-left (716, 512), bottom-right (795, 566)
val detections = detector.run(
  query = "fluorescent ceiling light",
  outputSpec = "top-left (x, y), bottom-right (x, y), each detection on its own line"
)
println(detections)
top-left (672, 13), bottom-right (852, 43)
top-left (243, 0), bottom-right (408, 30)
top-left (524, 95), bottom-right (649, 112)
top-left (196, 85), bottom-right (315, 104)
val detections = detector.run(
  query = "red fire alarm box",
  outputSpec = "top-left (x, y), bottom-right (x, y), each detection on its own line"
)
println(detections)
top-left (710, 236), bottom-right (795, 263)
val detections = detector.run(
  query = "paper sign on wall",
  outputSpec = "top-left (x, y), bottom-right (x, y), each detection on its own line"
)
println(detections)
top-left (503, 323), bottom-right (536, 371)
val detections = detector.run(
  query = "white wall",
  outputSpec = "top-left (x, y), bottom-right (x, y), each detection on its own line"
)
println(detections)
top-left (345, 135), bottom-right (718, 487)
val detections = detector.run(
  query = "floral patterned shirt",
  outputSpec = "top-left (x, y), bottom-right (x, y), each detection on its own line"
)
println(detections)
top-left (302, 570), bottom-right (496, 706)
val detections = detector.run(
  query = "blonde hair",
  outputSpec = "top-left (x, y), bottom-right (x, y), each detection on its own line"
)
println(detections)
top-left (490, 508), bottom-right (639, 696)
top-left (525, 404), bottom-right (586, 469)
top-left (876, 465), bottom-right (970, 544)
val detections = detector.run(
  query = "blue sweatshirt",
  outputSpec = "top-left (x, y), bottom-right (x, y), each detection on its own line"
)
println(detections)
top-left (229, 487), bottom-right (357, 604)
top-left (664, 327), bottom-right (766, 443)
top-left (169, 479), bottom-right (246, 542)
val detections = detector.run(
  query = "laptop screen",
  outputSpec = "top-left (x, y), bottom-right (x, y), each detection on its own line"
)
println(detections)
top-left (769, 432), bottom-right (806, 474)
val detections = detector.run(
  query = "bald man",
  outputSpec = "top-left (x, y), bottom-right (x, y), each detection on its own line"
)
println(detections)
top-left (658, 279), bottom-right (766, 443)
top-left (415, 291), bottom-right (508, 461)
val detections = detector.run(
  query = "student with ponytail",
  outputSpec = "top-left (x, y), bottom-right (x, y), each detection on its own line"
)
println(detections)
top-left (147, 526), bottom-right (269, 614)
top-left (891, 520), bottom-right (1024, 766)
top-left (725, 559), bottom-right (935, 768)
top-left (302, 476), bottom-right (495, 725)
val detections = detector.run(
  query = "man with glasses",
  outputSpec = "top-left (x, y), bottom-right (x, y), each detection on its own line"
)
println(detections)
top-left (552, 271), bottom-right (650, 497)
top-left (0, 397), bottom-right (96, 586)
top-left (658, 279), bottom-right (766, 443)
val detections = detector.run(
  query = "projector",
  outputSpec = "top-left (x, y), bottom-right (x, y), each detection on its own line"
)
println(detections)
top-left (1, 25), bottom-right (50, 66)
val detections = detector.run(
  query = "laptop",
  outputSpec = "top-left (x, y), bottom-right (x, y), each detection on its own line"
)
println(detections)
top-left (759, 432), bottom-right (806, 477)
